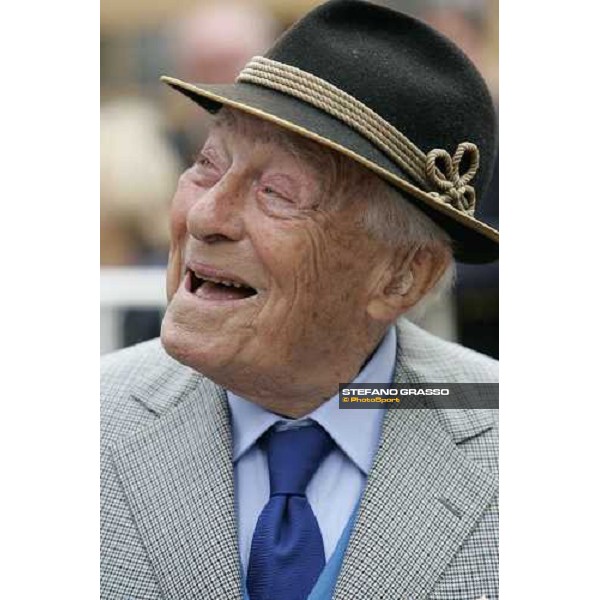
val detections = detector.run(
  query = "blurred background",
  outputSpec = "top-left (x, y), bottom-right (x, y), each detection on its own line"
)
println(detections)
top-left (100, 0), bottom-right (499, 357)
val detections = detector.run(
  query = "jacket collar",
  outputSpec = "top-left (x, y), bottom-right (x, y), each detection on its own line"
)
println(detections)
top-left (392, 317), bottom-right (496, 442)
top-left (332, 318), bottom-right (498, 599)
top-left (111, 371), bottom-right (244, 600)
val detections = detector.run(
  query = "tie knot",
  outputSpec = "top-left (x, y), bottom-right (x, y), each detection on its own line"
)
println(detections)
top-left (262, 422), bottom-right (334, 497)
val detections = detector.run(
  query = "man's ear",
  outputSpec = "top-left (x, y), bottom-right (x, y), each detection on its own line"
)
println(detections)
top-left (367, 245), bottom-right (451, 322)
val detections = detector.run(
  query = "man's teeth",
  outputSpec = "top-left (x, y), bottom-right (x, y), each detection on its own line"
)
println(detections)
top-left (195, 273), bottom-right (247, 288)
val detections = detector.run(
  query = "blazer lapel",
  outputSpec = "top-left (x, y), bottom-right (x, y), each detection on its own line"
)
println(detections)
top-left (333, 321), bottom-right (498, 599)
top-left (111, 373), bottom-right (243, 600)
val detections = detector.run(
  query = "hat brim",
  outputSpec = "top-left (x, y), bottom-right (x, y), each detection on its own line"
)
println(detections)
top-left (162, 76), bottom-right (499, 264)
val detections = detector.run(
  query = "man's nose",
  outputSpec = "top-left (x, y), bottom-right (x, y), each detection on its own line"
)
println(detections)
top-left (186, 173), bottom-right (246, 243)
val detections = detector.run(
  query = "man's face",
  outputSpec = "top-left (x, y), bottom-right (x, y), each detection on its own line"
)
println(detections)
top-left (161, 112), bottom-right (392, 401)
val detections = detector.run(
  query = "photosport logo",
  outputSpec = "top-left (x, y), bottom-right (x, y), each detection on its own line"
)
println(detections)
top-left (338, 383), bottom-right (499, 409)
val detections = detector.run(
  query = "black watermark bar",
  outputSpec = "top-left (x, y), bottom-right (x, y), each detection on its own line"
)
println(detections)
top-left (338, 383), bottom-right (498, 409)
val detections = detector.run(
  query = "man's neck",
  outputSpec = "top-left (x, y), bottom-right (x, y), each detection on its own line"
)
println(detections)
top-left (223, 326), bottom-right (391, 418)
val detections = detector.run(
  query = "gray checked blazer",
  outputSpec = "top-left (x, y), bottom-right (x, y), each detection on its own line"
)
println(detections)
top-left (101, 318), bottom-right (498, 600)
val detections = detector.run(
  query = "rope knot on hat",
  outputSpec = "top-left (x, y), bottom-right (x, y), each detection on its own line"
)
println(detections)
top-left (426, 142), bottom-right (480, 216)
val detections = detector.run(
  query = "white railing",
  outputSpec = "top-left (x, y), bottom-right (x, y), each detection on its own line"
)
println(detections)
top-left (100, 267), bottom-right (167, 354)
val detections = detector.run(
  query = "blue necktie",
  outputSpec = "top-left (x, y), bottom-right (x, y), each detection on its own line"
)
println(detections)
top-left (247, 422), bottom-right (334, 600)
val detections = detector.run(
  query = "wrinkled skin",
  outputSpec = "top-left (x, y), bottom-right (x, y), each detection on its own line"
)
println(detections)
top-left (161, 115), bottom-right (421, 416)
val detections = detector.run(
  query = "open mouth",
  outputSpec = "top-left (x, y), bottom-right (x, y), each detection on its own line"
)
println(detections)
top-left (185, 268), bottom-right (258, 302)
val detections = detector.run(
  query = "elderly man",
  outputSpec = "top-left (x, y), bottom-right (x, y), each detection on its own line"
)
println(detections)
top-left (101, 1), bottom-right (499, 599)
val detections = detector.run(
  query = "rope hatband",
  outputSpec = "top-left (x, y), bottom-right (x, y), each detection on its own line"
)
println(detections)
top-left (237, 56), bottom-right (478, 216)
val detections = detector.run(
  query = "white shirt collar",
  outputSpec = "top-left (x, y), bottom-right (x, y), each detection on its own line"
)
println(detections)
top-left (226, 326), bottom-right (397, 476)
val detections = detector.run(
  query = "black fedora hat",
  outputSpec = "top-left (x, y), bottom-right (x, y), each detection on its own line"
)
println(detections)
top-left (162, 0), bottom-right (499, 263)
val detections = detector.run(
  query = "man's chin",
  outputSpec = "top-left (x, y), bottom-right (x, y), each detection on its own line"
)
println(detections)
top-left (160, 316), bottom-right (194, 367)
top-left (160, 308), bottom-right (243, 378)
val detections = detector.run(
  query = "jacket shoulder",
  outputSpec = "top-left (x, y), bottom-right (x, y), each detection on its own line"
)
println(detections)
top-left (101, 338), bottom-right (185, 398)
top-left (101, 339), bottom-right (199, 445)
top-left (397, 318), bottom-right (498, 383)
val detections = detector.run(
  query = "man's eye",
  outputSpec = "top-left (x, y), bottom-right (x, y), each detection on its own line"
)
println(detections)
top-left (197, 156), bottom-right (213, 168)
top-left (190, 154), bottom-right (222, 187)
top-left (260, 185), bottom-right (293, 201)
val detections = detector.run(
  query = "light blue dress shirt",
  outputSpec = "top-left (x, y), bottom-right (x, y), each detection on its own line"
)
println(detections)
top-left (226, 326), bottom-right (397, 580)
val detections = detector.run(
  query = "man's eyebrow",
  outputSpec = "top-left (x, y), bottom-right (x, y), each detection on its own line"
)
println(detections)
top-left (212, 109), bottom-right (235, 129)
top-left (191, 138), bottom-right (217, 164)
top-left (209, 113), bottom-right (327, 187)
